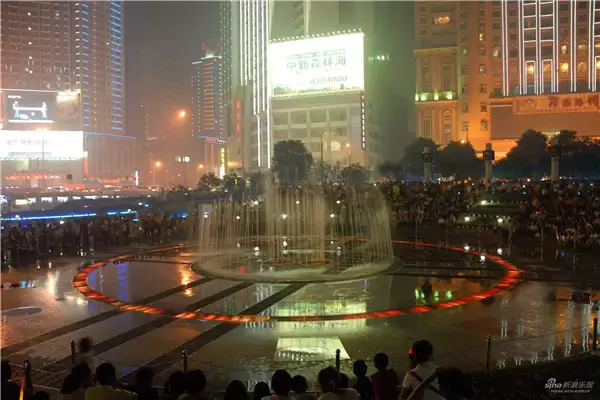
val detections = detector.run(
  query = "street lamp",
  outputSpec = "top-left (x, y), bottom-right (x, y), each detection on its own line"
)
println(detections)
top-left (152, 161), bottom-right (162, 186)
top-left (178, 110), bottom-right (186, 119)
top-left (320, 131), bottom-right (327, 185)
top-left (345, 143), bottom-right (352, 165)
top-left (196, 164), bottom-right (205, 181)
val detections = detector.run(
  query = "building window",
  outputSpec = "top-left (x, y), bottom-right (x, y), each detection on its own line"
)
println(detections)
top-left (492, 22), bottom-right (501, 30)
top-left (421, 64), bottom-right (431, 92)
top-left (492, 46), bottom-right (501, 57)
top-left (310, 109), bottom-right (326, 123)
top-left (433, 15), bottom-right (451, 25)
top-left (420, 28), bottom-right (427, 36)
top-left (273, 112), bottom-right (288, 125)
top-left (480, 103), bottom-right (487, 112)
top-left (480, 84), bottom-right (487, 93)
top-left (291, 111), bottom-right (307, 124)
top-left (479, 33), bottom-right (485, 41)
top-left (461, 66), bottom-right (468, 76)
top-left (462, 48), bottom-right (468, 56)
top-left (422, 117), bottom-right (432, 139)
top-left (479, 64), bottom-right (487, 74)
top-left (462, 85), bottom-right (468, 94)
top-left (441, 64), bottom-right (452, 91)
top-left (480, 119), bottom-right (488, 131)
top-left (290, 129), bottom-right (306, 139)
top-left (559, 3), bottom-right (568, 11)
top-left (479, 47), bottom-right (486, 55)
top-left (462, 121), bottom-right (469, 133)
top-left (329, 108), bottom-right (347, 121)
top-left (479, 9), bottom-right (485, 16)
top-left (462, 103), bottom-right (469, 113)
top-left (442, 115), bottom-right (453, 143)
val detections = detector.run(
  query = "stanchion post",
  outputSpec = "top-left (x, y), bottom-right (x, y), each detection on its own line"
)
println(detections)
top-left (335, 349), bottom-right (341, 372)
top-left (485, 335), bottom-right (492, 370)
top-left (182, 350), bottom-right (189, 372)
top-left (593, 318), bottom-right (598, 351)
top-left (71, 341), bottom-right (76, 365)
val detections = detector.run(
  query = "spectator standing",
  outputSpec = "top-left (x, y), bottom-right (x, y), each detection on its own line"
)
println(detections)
top-left (163, 371), bottom-right (186, 400)
top-left (350, 360), bottom-right (374, 400)
top-left (371, 353), bottom-right (399, 400)
top-left (179, 370), bottom-right (207, 400)
top-left (224, 380), bottom-right (248, 400)
top-left (253, 382), bottom-right (271, 400)
top-left (1, 361), bottom-right (22, 400)
top-left (263, 370), bottom-right (293, 400)
top-left (58, 363), bottom-right (93, 400)
top-left (400, 341), bottom-right (444, 400)
top-left (317, 367), bottom-right (360, 400)
top-left (76, 338), bottom-right (96, 373)
top-left (291, 375), bottom-right (315, 400)
top-left (84, 363), bottom-right (137, 400)
top-left (128, 367), bottom-right (158, 400)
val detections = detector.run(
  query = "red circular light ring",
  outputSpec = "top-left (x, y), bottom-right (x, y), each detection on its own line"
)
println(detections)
top-left (72, 240), bottom-right (521, 323)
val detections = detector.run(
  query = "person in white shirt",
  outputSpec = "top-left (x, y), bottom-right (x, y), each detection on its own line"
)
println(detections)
top-left (317, 367), bottom-right (360, 400)
top-left (399, 340), bottom-right (444, 400)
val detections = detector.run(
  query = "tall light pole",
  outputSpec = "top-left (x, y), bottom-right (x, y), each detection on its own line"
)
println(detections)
top-left (320, 131), bottom-right (327, 185)
top-left (196, 164), bottom-right (205, 183)
top-left (152, 161), bottom-right (162, 186)
top-left (346, 142), bottom-right (352, 165)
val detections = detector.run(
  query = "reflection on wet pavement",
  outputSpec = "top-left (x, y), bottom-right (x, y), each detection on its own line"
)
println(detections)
top-left (1, 240), bottom-right (599, 391)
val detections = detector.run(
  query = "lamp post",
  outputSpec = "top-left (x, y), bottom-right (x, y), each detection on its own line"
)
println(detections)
top-left (346, 142), bottom-right (352, 165)
top-left (320, 131), bottom-right (327, 185)
top-left (152, 161), bottom-right (162, 186)
top-left (196, 164), bottom-right (204, 183)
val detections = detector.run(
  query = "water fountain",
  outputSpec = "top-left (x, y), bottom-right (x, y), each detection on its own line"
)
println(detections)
top-left (195, 177), bottom-right (395, 283)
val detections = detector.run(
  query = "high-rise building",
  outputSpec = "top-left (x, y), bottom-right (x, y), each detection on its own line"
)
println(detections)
top-left (192, 47), bottom-right (225, 175)
top-left (414, 0), bottom-right (600, 155)
top-left (0, 1), bottom-right (132, 186)
top-left (227, 0), bottom-right (273, 171)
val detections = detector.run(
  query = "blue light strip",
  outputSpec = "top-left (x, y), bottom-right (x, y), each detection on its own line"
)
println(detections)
top-left (85, 131), bottom-right (134, 139)
top-left (5, 213), bottom-right (97, 222)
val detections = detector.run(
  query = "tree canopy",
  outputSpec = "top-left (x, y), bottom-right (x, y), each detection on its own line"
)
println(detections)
top-left (340, 163), bottom-right (369, 184)
top-left (400, 137), bottom-right (438, 177)
top-left (271, 140), bottom-right (314, 186)
top-left (437, 141), bottom-right (483, 180)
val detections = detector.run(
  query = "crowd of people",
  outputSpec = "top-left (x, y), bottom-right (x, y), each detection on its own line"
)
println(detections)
top-left (377, 180), bottom-right (600, 249)
top-left (2, 339), bottom-right (474, 400)
top-left (1, 215), bottom-right (191, 266)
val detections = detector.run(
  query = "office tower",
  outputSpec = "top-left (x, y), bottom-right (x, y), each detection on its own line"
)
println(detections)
top-left (0, 1), bottom-right (132, 186)
top-left (228, 0), bottom-right (272, 171)
top-left (192, 47), bottom-right (224, 175)
top-left (414, 0), bottom-right (600, 155)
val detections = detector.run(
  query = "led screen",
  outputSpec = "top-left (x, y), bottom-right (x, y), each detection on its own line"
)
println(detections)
top-left (3, 91), bottom-right (56, 125)
top-left (0, 130), bottom-right (84, 160)
top-left (268, 33), bottom-right (364, 97)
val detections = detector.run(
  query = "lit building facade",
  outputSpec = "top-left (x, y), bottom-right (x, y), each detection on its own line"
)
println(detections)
top-left (0, 1), bottom-right (132, 187)
top-left (414, 0), bottom-right (600, 155)
top-left (192, 48), bottom-right (225, 175)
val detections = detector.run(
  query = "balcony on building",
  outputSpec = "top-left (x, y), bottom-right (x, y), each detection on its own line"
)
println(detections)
top-left (414, 90), bottom-right (458, 103)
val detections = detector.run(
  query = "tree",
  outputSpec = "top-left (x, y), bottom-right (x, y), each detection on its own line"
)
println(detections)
top-left (437, 141), bottom-right (483, 180)
top-left (400, 137), bottom-right (438, 177)
top-left (495, 130), bottom-right (550, 178)
top-left (247, 171), bottom-right (266, 195)
top-left (197, 172), bottom-right (221, 191)
top-left (312, 161), bottom-right (340, 184)
top-left (271, 140), bottom-right (313, 186)
top-left (377, 161), bottom-right (403, 181)
top-left (222, 173), bottom-right (246, 200)
top-left (556, 131), bottom-right (600, 178)
top-left (340, 163), bottom-right (369, 184)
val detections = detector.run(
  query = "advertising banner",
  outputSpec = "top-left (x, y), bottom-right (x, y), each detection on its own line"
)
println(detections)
top-left (3, 91), bottom-right (56, 126)
top-left (268, 33), bottom-right (365, 97)
top-left (0, 130), bottom-right (84, 160)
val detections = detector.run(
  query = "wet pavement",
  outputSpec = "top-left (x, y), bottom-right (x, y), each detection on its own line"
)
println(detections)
top-left (2, 237), bottom-right (599, 391)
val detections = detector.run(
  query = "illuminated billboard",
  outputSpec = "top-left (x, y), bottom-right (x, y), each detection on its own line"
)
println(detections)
top-left (268, 32), bottom-right (364, 97)
top-left (3, 91), bottom-right (56, 125)
top-left (0, 130), bottom-right (84, 160)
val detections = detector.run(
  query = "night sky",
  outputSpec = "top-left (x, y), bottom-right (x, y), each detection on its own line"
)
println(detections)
top-left (125, 1), bottom-right (218, 140)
